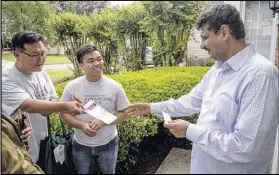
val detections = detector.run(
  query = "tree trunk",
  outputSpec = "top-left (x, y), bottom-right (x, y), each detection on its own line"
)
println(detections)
top-left (184, 29), bottom-right (190, 67)
top-left (121, 35), bottom-right (130, 72)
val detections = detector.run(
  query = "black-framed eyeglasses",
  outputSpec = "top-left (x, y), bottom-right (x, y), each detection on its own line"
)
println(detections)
top-left (16, 50), bottom-right (47, 60)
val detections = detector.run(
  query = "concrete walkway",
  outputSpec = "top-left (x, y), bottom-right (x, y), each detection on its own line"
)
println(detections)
top-left (43, 64), bottom-right (73, 70)
top-left (2, 60), bottom-right (73, 70)
top-left (155, 148), bottom-right (191, 174)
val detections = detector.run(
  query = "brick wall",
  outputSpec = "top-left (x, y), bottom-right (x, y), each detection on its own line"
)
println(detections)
top-left (275, 26), bottom-right (279, 69)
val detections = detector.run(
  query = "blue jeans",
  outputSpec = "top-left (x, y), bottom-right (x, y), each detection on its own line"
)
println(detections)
top-left (72, 136), bottom-right (118, 174)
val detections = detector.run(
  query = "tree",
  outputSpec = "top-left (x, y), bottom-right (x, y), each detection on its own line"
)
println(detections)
top-left (46, 12), bottom-right (90, 77)
top-left (141, 1), bottom-right (207, 66)
top-left (51, 1), bottom-right (108, 15)
top-left (75, 1), bottom-right (109, 15)
top-left (2, 1), bottom-right (56, 44)
top-left (51, 1), bottom-right (77, 14)
top-left (88, 8), bottom-right (118, 74)
top-left (168, 1), bottom-right (207, 66)
top-left (141, 1), bottom-right (172, 66)
top-left (115, 2), bottom-right (149, 71)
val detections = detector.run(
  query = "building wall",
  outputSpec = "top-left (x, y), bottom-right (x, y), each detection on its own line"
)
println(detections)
top-left (244, 1), bottom-right (273, 60)
top-left (188, 29), bottom-right (209, 59)
top-left (47, 45), bottom-right (65, 55)
top-left (1, 15), bottom-right (11, 36)
top-left (187, 1), bottom-right (224, 59)
top-left (275, 26), bottom-right (279, 69)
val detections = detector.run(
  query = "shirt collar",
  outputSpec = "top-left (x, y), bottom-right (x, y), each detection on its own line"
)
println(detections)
top-left (214, 43), bottom-right (256, 72)
top-left (12, 64), bottom-right (34, 79)
top-left (226, 43), bottom-right (257, 71)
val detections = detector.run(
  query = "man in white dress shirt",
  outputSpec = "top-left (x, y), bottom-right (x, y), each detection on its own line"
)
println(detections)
top-left (123, 4), bottom-right (279, 174)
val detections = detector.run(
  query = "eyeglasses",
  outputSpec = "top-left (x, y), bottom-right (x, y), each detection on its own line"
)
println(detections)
top-left (16, 50), bottom-right (47, 60)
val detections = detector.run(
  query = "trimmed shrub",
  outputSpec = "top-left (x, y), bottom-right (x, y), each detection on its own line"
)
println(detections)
top-left (205, 58), bottom-right (215, 67)
top-left (51, 66), bottom-right (210, 171)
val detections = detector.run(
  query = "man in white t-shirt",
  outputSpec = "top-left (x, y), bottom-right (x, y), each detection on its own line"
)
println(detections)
top-left (1, 32), bottom-right (84, 170)
top-left (60, 45), bottom-right (130, 174)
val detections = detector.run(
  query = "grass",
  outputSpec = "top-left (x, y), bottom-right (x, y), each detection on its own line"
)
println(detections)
top-left (45, 69), bottom-right (73, 84)
top-left (1, 52), bottom-right (71, 65)
top-left (1, 52), bottom-right (73, 84)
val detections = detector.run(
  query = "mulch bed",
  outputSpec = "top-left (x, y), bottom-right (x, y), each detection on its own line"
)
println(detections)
top-left (117, 125), bottom-right (192, 174)
top-left (91, 124), bottom-right (192, 174)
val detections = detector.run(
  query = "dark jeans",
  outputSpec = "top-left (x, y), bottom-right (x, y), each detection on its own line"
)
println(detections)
top-left (72, 136), bottom-right (118, 174)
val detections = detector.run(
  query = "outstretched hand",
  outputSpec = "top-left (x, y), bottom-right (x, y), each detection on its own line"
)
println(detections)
top-left (121, 103), bottom-right (151, 118)
top-left (66, 101), bottom-right (84, 116)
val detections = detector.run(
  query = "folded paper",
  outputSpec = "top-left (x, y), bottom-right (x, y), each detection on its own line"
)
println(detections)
top-left (83, 100), bottom-right (117, 124)
top-left (162, 112), bottom-right (171, 124)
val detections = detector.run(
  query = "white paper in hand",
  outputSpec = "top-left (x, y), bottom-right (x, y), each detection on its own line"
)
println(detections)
top-left (162, 112), bottom-right (171, 123)
top-left (83, 100), bottom-right (117, 124)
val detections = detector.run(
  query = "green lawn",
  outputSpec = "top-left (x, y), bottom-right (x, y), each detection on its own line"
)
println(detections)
top-left (2, 52), bottom-right (71, 65)
top-left (45, 69), bottom-right (73, 84)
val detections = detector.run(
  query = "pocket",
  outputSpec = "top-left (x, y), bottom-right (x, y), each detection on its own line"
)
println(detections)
top-left (215, 95), bottom-right (239, 131)
top-left (72, 140), bottom-right (82, 150)
top-left (108, 136), bottom-right (118, 146)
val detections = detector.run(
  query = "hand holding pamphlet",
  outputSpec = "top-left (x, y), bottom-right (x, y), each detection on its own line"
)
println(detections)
top-left (162, 112), bottom-right (171, 124)
top-left (83, 100), bottom-right (117, 125)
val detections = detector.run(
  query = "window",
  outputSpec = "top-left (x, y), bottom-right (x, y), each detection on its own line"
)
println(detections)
top-left (245, 1), bottom-right (273, 60)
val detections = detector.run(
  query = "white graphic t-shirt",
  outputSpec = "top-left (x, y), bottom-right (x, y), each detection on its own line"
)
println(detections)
top-left (2, 64), bottom-right (58, 163)
top-left (60, 75), bottom-right (129, 147)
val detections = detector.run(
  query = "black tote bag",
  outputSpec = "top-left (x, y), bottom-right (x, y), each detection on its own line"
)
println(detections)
top-left (43, 115), bottom-right (76, 174)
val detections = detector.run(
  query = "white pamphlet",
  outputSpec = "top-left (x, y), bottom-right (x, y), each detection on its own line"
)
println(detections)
top-left (54, 146), bottom-right (59, 163)
top-left (53, 144), bottom-right (65, 165)
top-left (83, 100), bottom-right (117, 125)
top-left (162, 112), bottom-right (171, 123)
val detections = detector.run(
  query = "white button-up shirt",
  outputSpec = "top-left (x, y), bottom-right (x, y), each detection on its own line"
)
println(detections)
top-left (151, 43), bottom-right (279, 174)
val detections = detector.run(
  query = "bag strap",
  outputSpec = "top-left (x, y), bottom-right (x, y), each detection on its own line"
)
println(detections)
top-left (46, 115), bottom-right (52, 138)
top-left (58, 113), bottom-right (68, 137)
top-left (46, 113), bottom-right (69, 138)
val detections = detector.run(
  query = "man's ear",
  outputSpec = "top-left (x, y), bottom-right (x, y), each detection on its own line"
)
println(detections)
top-left (12, 51), bottom-right (20, 61)
top-left (219, 24), bottom-right (230, 40)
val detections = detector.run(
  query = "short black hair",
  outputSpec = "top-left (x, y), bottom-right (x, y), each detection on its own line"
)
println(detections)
top-left (11, 32), bottom-right (46, 50)
top-left (76, 45), bottom-right (101, 64)
top-left (196, 4), bottom-right (245, 40)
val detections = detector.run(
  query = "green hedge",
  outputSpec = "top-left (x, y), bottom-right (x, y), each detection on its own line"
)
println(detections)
top-left (51, 66), bottom-right (210, 170)
top-left (205, 58), bottom-right (215, 67)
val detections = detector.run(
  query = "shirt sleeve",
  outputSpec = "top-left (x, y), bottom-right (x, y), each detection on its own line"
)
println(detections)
top-left (186, 74), bottom-right (279, 163)
top-left (60, 82), bottom-right (73, 103)
top-left (1, 75), bottom-right (31, 117)
top-left (150, 76), bottom-right (205, 117)
top-left (115, 84), bottom-right (130, 111)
